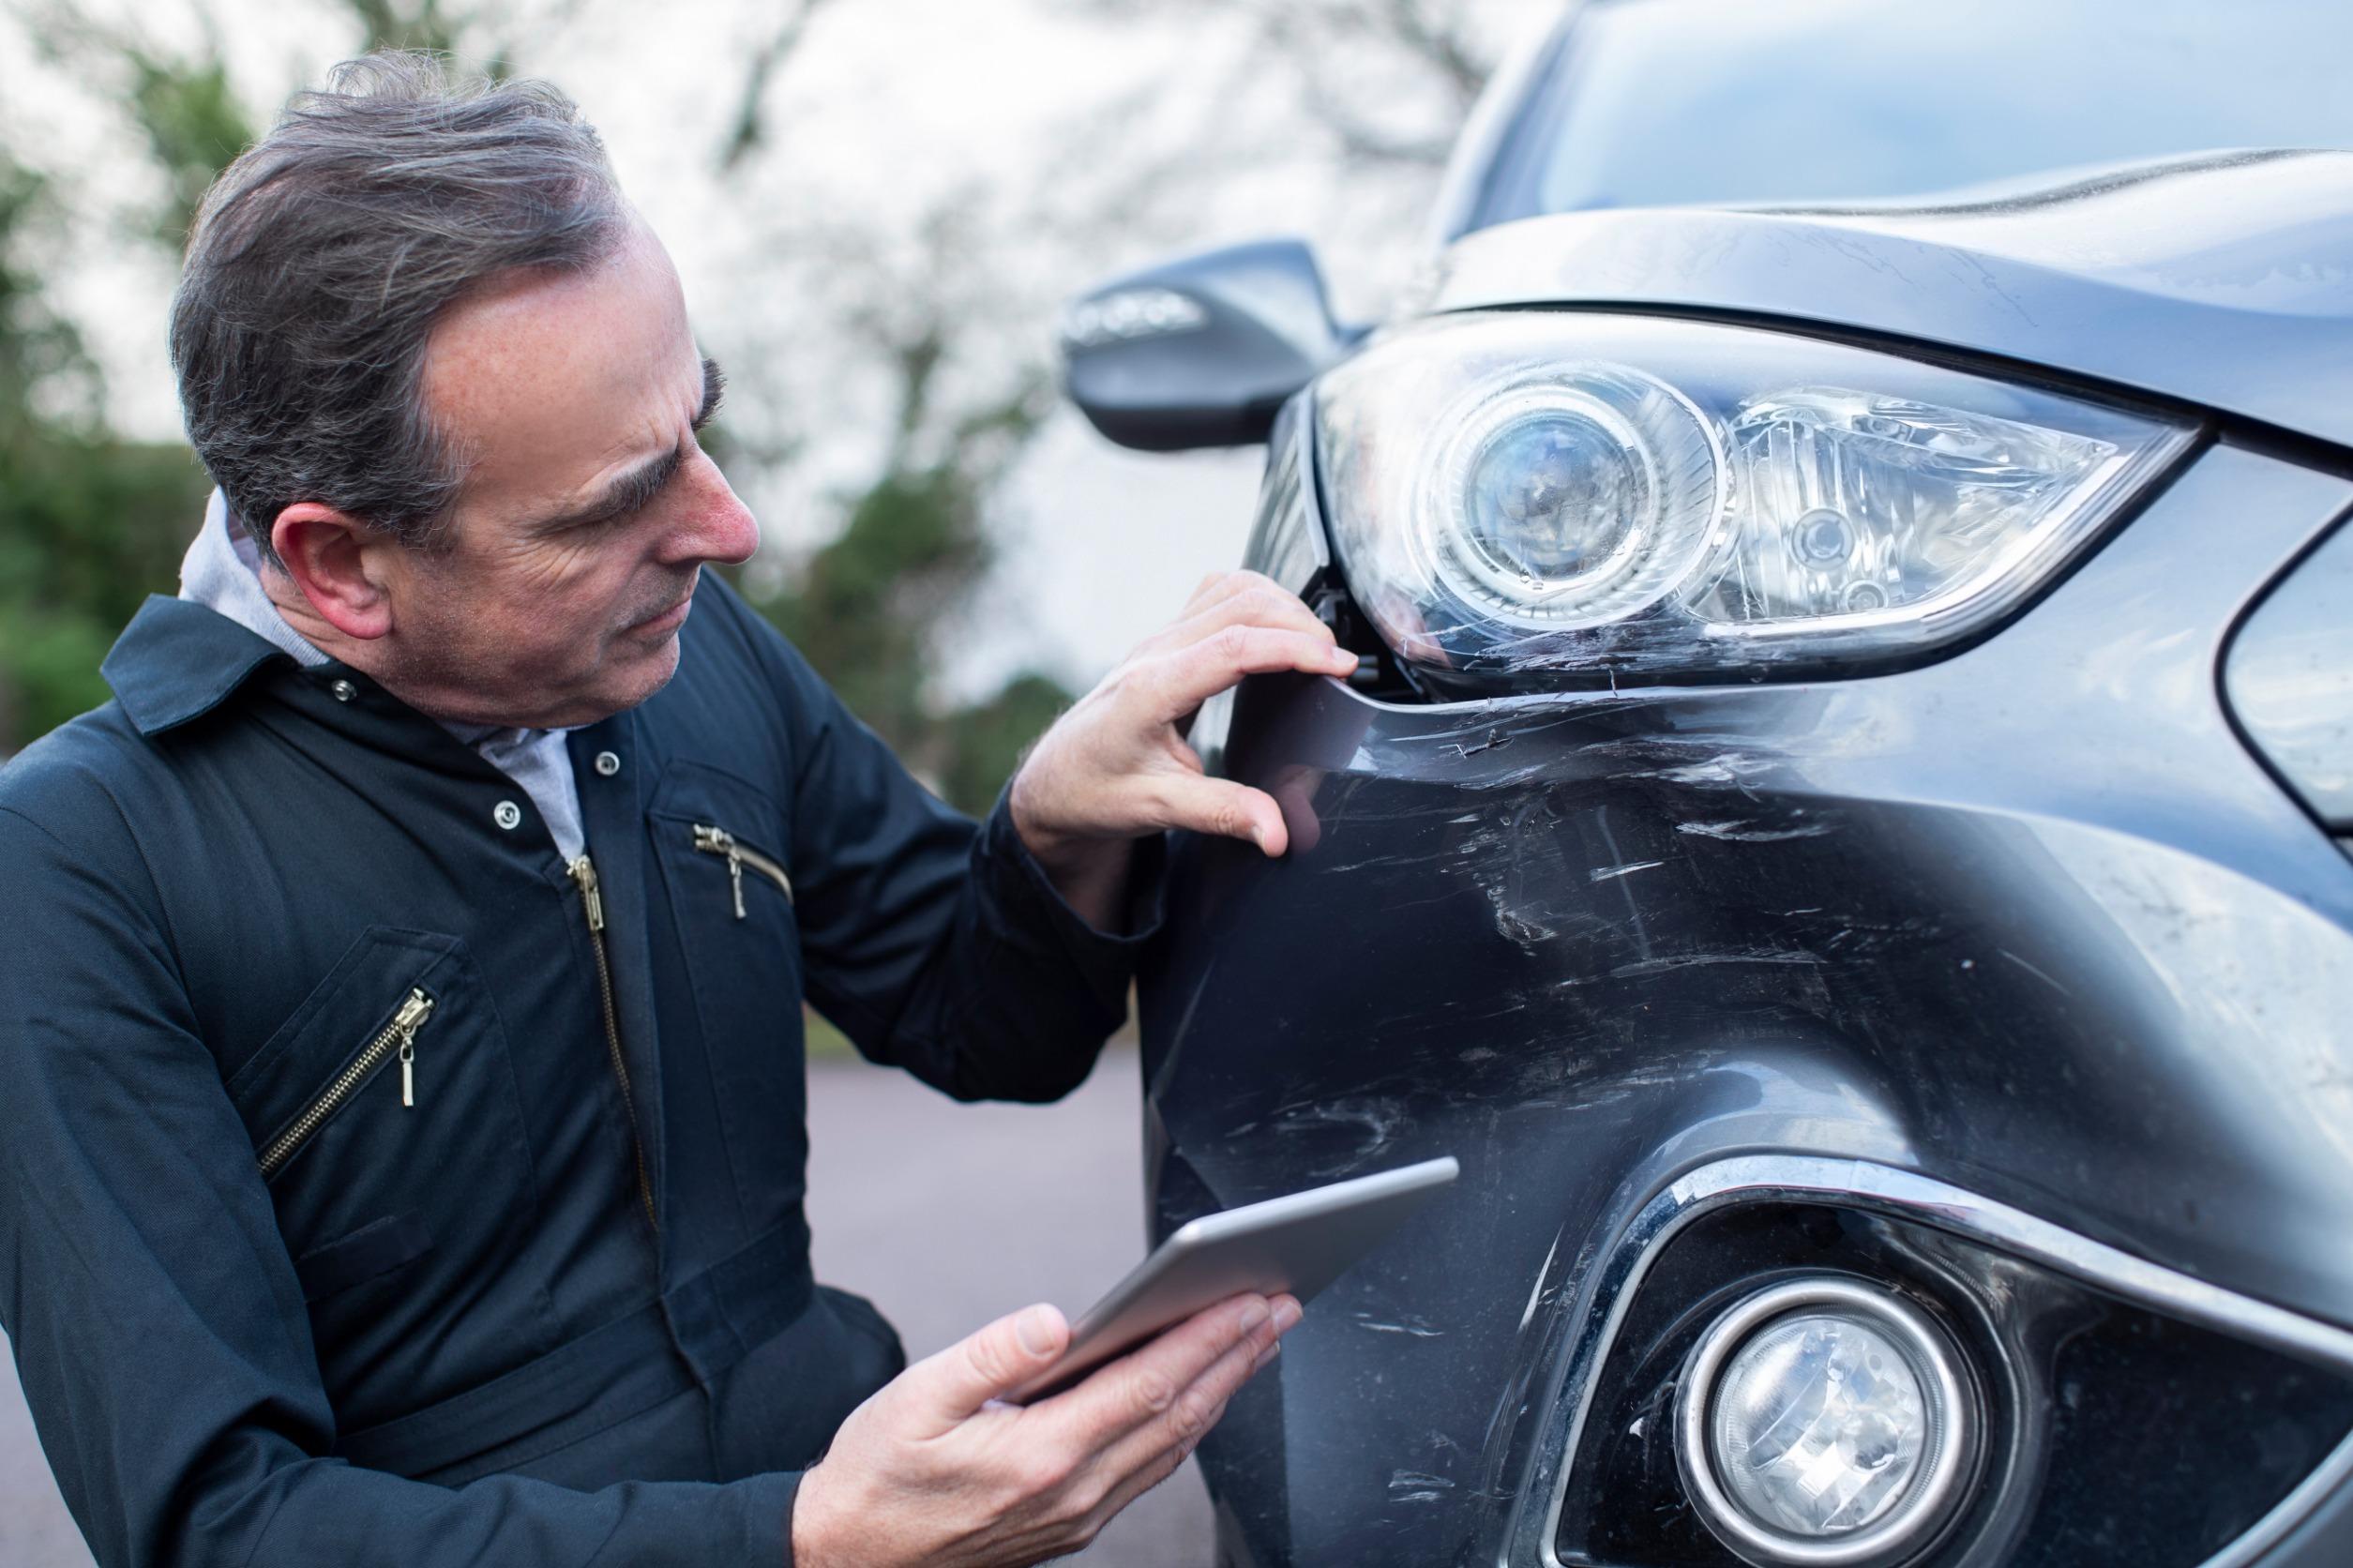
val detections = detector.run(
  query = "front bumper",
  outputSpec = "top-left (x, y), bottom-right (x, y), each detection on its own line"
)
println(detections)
top-left (1138, 442), bottom-right (2353, 1565)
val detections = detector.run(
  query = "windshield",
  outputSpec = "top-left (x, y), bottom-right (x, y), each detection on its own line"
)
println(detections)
top-left (1474, 0), bottom-right (2353, 225)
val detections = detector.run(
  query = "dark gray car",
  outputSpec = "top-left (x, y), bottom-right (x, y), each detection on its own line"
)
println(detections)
top-left (1060, 4), bottom-right (2353, 1566)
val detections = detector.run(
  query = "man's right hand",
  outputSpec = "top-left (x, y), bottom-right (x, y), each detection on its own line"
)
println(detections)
top-left (789, 1290), bottom-right (1302, 1566)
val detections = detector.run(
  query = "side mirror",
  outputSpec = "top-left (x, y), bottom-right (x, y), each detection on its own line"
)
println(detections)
top-left (1060, 238), bottom-right (1353, 452)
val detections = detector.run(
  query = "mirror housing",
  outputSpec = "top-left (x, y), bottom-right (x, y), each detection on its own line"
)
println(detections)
top-left (1060, 238), bottom-right (1353, 451)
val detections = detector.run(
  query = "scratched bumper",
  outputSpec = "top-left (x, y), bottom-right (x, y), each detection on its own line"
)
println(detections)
top-left (1137, 443), bottom-right (2353, 1566)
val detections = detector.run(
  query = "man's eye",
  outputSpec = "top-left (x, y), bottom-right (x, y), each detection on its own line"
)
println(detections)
top-left (556, 505), bottom-right (634, 537)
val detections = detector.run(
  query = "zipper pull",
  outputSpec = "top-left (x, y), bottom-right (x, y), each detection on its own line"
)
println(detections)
top-left (693, 825), bottom-right (747, 919)
top-left (389, 988), bottom-right (432, 1108)
top-left (570, 855), bottom-right (605, 932)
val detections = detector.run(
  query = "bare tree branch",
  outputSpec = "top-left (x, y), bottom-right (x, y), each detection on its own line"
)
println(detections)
top-left (716, 0), bottom-right (838, 174)
top-left (1066, 0), bottom-right (1498, 169)
top-left (1374, 0), bottom-right (1489, 106)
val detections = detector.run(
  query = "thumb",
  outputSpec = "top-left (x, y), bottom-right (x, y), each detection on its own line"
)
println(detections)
top-left (912, 1303), bottom-right (1069, 1423)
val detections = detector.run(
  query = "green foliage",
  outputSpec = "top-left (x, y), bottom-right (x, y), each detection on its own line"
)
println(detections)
top-left (0, 159), bottom-right (95, 425)
top-left (937, 671), bottom-right (1072, 817)
top-left (0, 143), bottom-right (210, 752)
top-left (124, 48), bottom-right (253, 245)
top-left (738, 457), bottom-right (1078, 819)
top-left (731, 331), bottom-right (1075, 819)
top-left (345, 0), bottom-right (520, 74)
top-left (0, 432), bottom-right (212, 739)
top-left (762, 466), bottom-right (990, 752)
top-left (0, 38), bottom-right (233, 755)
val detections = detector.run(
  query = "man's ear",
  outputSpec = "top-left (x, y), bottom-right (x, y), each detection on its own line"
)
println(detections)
top-left (271, 503), bottom-right (396, 641)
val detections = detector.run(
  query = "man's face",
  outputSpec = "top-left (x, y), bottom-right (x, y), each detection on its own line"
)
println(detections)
top-left (369, 220), bottom-right (760, 730)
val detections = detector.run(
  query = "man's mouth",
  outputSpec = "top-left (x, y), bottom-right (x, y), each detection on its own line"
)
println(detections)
top-left (628, 582), bottom-right (698, 635)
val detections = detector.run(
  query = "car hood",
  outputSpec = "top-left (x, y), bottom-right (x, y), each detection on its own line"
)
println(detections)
top-left (1429, 149), bottom-right (2353, 448)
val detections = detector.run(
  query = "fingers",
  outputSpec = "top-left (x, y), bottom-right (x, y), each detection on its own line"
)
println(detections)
top-left (1146, 773), bottom-right (1289, 855)
top-left (1266, 762), bottom-right (1328, 857)
top-left (1041, 1291), bottom-right (1297, 1463)
top-left (824, 1292), bottom-right (1299, 1565)
top-left (1075, 1292), bottom-right (1301, 1515)
top-left (909, 1303), bottom-right (1069, 1425)
top-left (1007, 569), bottom-right (1354, 869)
top-left (1078, 1428), bottom-right (1203, 1539)
top-left (1180, 571), bottom-right (1229, 617)
top-left (1176, 567), bottom-right (1271, 621)
top-left (1139, 575), bottom-right (1333, 660)
top-left (1152, 625), bottom-right (1359, 721)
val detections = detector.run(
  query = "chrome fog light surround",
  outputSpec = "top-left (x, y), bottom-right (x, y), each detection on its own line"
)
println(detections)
top-left (1676, 1276), bottom-right (1979, 1568)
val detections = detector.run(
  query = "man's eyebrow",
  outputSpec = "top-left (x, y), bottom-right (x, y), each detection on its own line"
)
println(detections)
top-left (531, 443), bottom-right (686, 535)
top-left (528, 360), bottom-right (722, 535)
top-left (694, 356), bottom-right (726, 430)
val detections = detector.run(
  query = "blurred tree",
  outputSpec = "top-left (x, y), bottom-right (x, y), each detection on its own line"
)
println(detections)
top-left (716, 0), bottom-right (838, 173)
top-left (722, 274), bottom-right (1077, 815)
top-left (0, 149), bottom-right (213, 750)
top-left (713, 83), bottom-right (1078, 816)
top-left (709, 0), bottom-right (1514, 817)
top-left (1, 10), bottom-right (264, 752)
top-left (1076, 0), bottom-right (1498, 169)
top-left (122, 42), bottom-right (249, 244)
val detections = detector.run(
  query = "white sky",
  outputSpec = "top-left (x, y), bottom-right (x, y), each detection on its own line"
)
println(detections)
top-left (3, 0), bottom-right (1556, 699)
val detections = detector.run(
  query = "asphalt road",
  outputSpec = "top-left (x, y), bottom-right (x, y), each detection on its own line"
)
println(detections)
top-left (0, 1046), bottom-right (1211, 1566)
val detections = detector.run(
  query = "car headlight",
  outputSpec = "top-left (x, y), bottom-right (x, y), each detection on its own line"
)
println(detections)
top-left (1676, 1277), bottom-right (1979, 1568)
top-left (1316, 313), bottom-right (2195, 687)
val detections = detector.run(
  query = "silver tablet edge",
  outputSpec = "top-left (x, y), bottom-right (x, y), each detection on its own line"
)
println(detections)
top-left (1068, 1154), bottom-right (1461, 1344)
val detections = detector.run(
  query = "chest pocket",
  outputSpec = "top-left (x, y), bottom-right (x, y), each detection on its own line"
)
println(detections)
top-left (224, 927), bottom-right (555, 1425)
top-left (649, 760), bottom-right (809, 1231)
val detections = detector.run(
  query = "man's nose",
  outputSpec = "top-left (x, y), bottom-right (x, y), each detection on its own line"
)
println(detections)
top-left (659, 451), bottom-right (761, 567)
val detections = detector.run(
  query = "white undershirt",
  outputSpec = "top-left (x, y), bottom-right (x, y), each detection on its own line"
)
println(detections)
top-left (178, 491), bottom-right (588, 863)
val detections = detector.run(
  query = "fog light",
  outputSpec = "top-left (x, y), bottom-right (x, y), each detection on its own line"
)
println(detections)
top-left (1677, 1277), bottom-right (1977, 1567)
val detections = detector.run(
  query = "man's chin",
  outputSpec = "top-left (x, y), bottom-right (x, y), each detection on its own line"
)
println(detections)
top-left (596, 628), bottom-right (687, 717)
top-left (635, 630), bottom-right (686, 697)
top-left (384, 628), bottom-right (687, 731)
top-left (475, 635), bottom-right (685, 731)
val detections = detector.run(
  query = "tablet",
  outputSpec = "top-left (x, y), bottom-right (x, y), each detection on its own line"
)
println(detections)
top-left (1007, 1155), bottom-right (1459, 1404)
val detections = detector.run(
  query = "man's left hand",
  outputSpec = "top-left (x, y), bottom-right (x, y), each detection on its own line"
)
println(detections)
top-left (1008, 570), bottom-right (1357, 928)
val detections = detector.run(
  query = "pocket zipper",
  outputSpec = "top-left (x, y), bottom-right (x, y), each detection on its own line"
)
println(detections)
top-left (258, 988), bottom-right (435, 1179)
top-left (690, 824), bottom-right (793, 919)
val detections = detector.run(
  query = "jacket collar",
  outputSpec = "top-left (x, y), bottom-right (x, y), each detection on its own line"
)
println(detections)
top-left (178, 489), bottom-right (332, 671)
top-left (102, 595), bottom-right (300, 738)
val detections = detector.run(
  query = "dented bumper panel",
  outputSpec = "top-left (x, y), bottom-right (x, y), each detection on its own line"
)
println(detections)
top-left (1139, 444), bottom-right (2353, 1565)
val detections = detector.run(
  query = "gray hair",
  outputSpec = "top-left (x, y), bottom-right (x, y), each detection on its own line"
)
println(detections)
top-left (170, 51), bottom-right (628, 569)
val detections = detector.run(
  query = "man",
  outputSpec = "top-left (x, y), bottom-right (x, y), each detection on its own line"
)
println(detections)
top-left (0, 53), bottom-right (1355, 1567)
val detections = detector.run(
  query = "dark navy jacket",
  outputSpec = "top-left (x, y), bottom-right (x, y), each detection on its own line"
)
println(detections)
top-left (0, 576), bottom-right (1158, 1566)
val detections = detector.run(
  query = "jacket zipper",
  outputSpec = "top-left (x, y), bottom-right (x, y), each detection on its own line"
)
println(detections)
top-left (690, 823), bottom-right (792, 919)
top-left (568, 855), bottom-right (659, 1237)
top-left (258, 988), bottom-right (435, 1178)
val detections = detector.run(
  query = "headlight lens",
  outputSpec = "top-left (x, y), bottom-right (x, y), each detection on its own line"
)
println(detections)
top-left (1317, 313), bottom-right (2195, 686)
top-left (1677, 1277), bottom-right (1978, 1568)
top-left (1713, 1312), bottom-right (1930, 1536)
top-left (1430, 366), bottom-right (1721, 629)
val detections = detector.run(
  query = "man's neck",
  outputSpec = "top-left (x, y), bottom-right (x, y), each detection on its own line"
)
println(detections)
top-left (183, 492), bottom-right (527, 733)
top-left (257, 565), bottom-right (370, 668)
